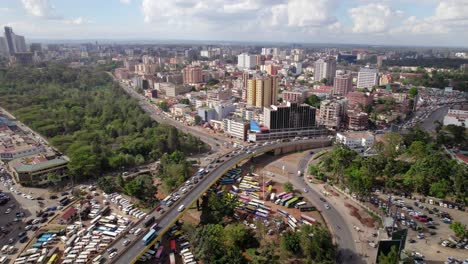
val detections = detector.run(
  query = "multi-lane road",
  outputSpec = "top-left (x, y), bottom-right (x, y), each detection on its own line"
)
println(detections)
top-left (110, 75), bottom-right (232, 152)
top-left (111, 76), bottom-right (357, 263)
top-left (111, 139), bottom-right (340, 264)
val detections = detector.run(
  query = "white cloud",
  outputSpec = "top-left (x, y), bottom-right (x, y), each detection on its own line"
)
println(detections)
top-left (287, 0), bottom-right (336, 27)
top-left (65, 17), bottom-right (91, 25)
top-left (349, 3), bottom-right (403, 33)
top-left (120, 0), bottom-right (132, 4)
top-left (392, 0), bottom-right (468, 35)
top-left (20, 0), bottom-right (59, 18)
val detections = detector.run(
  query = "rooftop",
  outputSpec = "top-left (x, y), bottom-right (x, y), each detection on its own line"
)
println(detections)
top-left (11, 155), bottom-right (68, 173)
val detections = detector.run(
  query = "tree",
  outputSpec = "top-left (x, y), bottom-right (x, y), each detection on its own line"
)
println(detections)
top-left (194, 115), bottom-right (203, 125)
top-left (298, 224), bottom-right (335, 263)
top-left (408, 87), bottom-right (418, 98)
top-left (449, 221), bottom-right (467, 239)
top-left (124, 174), bottom-right (156, 202)
top-left (284, 182), bottom-right (294, 193)
top-left (158, 101), bottom-right (169, 112)
top-left (180, 98), bottom-right (190, 105)
top-left (305, 94), bottom-right (322, 108)
top-left (97, 176), bottom-right (119, 194)
top-left (378, 245), bottom-right (399, 264)
top-left (281, 231), bottom-right (301, 254)
top-left (47, 173), bottom-right (62, 186)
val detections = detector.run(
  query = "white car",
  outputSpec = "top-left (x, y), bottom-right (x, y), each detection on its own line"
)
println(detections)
top-left (324, 204), bottom-right (331, 210)
top-left (122, 239), bottom-right (130, 246)
top-left (109, 252), bottom-right (118, 259)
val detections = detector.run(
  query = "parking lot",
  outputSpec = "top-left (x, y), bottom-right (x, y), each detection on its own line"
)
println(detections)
top-left (372, 193), bottom-right (468, 262)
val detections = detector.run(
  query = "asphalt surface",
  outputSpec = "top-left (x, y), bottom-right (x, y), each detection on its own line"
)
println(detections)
top-left (110, 75), bottom-right (229, 152)
top-left (111, 139), bottom-right (332, 264)
top-left (271, 150), bottom-right (360, 263)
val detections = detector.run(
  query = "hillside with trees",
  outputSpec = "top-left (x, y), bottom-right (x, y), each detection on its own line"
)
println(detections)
top-left (0, 64), bottom-right (206, 180)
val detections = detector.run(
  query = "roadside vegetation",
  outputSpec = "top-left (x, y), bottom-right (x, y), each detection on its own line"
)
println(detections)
top-left (310, 127), bottom-right (467, 204)
top-left (0, 63), bottom-right (207, 182)
top-left (182, 191), bottom-right (336, 264)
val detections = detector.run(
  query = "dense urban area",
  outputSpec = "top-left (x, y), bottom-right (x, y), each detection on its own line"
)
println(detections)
top-left (0, 22), bottom-right (467, 264)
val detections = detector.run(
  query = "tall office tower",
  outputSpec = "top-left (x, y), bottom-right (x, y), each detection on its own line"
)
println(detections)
top-left (314, 58), bottom-right (336, 84)
top-left (237, 53), bottom-right (256, 70)
top-left (333, 74), bottom-right (353, 96)
top-left (247, 76), bottom-right (278, 108)
top-left (357, 67), bottom-right (379, 88)
top-left (242, 72), bottom-right (250, 101)
top-left (0, 37), bottom-right (8, 56)
top-left (4, 27), bottom-right (16, 55)
top-left (182, 66), bottom-right (203, 84)
top-left (14, 35), bottom-right (26, 52)
top-left (263, 102), bottom-right (316, 131)
top-left (261, 48), bottom-right (273, 56)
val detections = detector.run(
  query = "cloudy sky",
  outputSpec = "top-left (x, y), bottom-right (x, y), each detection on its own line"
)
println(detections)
top-left (1, 0), bottom-right (467, 46)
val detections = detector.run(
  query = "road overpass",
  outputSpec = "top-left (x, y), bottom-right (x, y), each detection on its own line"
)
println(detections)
top-left (110, 138), bottom-right (346, 264)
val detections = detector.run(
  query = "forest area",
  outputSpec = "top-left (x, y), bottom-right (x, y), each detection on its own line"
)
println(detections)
top-left (0, 63), bottom-right (206, 181)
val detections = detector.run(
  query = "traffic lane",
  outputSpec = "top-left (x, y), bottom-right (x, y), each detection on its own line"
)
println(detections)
top-left (289, 177), bottom-right (359, 263)
top-left (113, 140), bottom-right (330, 263)
top-left (114, 156), bottom-right (243, 264)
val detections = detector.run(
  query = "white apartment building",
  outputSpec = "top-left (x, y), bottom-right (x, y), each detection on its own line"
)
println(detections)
top-left (443, 107), bottom-right (468, 128)
top-left (237, 53), bottom-right (256, 70)
top-left (357, 67), bottom-right (379, 88)
top-left (336, 131), bottom-right (375, 152)
top-left (314, 58), bottom-right (336, 84)
top-left (223, 118), bottom-right (249, 141)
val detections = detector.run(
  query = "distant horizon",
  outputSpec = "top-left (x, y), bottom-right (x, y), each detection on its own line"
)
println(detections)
top-left (1, 0), bottom-right (467, 48)
top-left (25, 38), bottom-right (468, 50)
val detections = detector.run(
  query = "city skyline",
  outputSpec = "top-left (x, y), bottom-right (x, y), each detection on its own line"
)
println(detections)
top-left (0, 0), bottom-right (467, 47)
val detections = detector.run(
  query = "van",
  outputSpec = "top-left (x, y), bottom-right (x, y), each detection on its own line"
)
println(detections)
top-left (134, 228), bottom-right (142, 236)
top-left (178, 205), bottom-right (185, 212)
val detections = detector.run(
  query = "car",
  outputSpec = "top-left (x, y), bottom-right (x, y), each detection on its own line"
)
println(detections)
top-left (31, 226), bottom-right (38, 231)
top-left (320, 197), bottom-right (326, 202)
top-left (32, 219), bottom-right (40, 225)
top-left (109, 252), bottom-right (118, 259)
top-left (19, 236), bottom-right (28, 243)
top-left (408, 239), bottom-right (416, 243)
top-left (7, 238), bottom-right (14, 244)
top-left (324, 204), bottom-right (331, 210)
top-left (4, 208), bottom-right (11, 214)
top-left (18, 232), bottom-right (26, 237)
top-left (49, 195), bottom-right (58, 200)
top-left (61, 192), bottom-right (69, 196)
top-left (107, 247), bottom-right (117, 254)
top-left (417, 233), bottom-right (425, 239)
top-left (24, 225), bottom-right (32, 231)
top-left (178, 205), bottom-right (185, 212)
top-left (122, 239), bottom-right (130, 246)
top-left (36, 197), bottom-right (44, 201)
top-left (303, 188), bottom-right (309, 193)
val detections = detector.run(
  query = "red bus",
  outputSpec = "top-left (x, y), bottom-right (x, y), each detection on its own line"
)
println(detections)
top-left (170, 239), bottom-right (176, 252)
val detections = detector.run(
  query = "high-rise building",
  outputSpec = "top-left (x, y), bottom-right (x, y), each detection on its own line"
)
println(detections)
top-left (263, 102), bottom-right (316, 131)
top-left (182, 66), bottom-right (203, 84)
top-left (346, 109), bottom-right (369, 131)
top-left (357, 67), bottom-right (379, 88)
top-left (4, 27), bottom-right (26, 54)
top-left (318, 99), bottom-right (344, 130)
top-left (14, 35), bottom-right (26, 52)
top-left (314, 58), bottom-right (336, 84)
top-left (4, 27), bottom-right (16, 55)
top-left (237, 53), bottom-right (256, 70)
top-left (0, 37), bottom-right (8, 56)
top-left (247, 76), bottom-right (278, 108)
top-left (379, 74), bottom-right (393, 85)
top-left (347, 92), bottom-right (373, 109)
top-left (333, 74), bottom-right (353, 96)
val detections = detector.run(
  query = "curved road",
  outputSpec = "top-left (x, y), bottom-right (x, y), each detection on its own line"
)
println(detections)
top-left (111, 75), bottom-right (231, 151)
top-left (111, 138), bottom-right (357, 264)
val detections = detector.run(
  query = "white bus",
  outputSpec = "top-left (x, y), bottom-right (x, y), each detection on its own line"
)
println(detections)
top-left (92, 255), bottom-right (103, 264)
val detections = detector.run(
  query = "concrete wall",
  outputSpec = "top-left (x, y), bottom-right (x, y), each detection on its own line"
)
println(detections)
top-left (273, 140), bottom-right (332, 155)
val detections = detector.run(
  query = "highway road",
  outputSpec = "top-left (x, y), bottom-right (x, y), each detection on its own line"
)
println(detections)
top-left (111, 138), bottom-right (332, 264)
top-left (109, 74), bottom-right (231, 152)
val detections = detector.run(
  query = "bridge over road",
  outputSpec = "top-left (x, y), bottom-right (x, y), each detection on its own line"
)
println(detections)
top-left (109, 138), bottom-right (356, 264)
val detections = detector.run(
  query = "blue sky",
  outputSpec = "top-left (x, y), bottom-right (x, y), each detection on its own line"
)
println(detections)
top-left (1, 0), bottom-right (467, 47)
